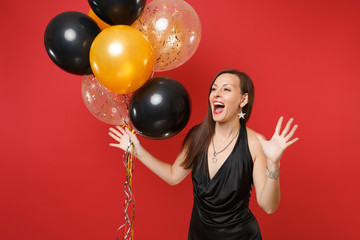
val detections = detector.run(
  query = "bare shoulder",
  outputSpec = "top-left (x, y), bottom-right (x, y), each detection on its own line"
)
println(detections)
top-left (246, 127), bottom-right (264, 162)
top-left (246, 127), bottom-right (261, 146)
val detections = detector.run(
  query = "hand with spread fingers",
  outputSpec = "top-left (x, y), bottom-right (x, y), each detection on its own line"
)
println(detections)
top-left (109, 126), bottom-right (141, 154)
top-left (256, 117), bottom-right (299, 166)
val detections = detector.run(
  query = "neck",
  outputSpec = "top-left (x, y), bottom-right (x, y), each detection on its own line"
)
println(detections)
top-left (214, 118), bottom-right (240, 140)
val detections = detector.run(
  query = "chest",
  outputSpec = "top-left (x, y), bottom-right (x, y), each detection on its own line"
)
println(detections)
top-left (192, 139), bottom-right (254, 201)
top-left (207, 139), bottom-right (238, 180)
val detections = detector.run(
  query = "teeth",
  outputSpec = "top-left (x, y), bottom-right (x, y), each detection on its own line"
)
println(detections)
top-left (214, 102), bottom-right (224, 107)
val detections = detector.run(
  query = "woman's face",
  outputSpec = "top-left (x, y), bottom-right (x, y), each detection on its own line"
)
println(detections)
top-left (209, 73), bottom-right (247, 123)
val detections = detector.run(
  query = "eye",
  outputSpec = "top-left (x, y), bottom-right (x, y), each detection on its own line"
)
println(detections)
top-left (224, 88), bottom-right (231, 91)
top-left (211, 87), bottom-right (217, 91)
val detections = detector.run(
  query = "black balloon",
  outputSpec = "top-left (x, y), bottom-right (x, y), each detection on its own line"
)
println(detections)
top-left (44, 11), bottom-right (101, 75)
top-left (130, 77), bottom-right (191, 139)
top-left (88, 0), bottom-right (146, 25)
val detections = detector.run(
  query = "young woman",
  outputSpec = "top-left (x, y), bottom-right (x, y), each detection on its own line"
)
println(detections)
top-left (109, 69), bottom-right (299, 239)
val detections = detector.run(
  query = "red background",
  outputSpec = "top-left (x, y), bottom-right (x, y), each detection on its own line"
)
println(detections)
top-left (1, 0), bottom-right (360, 239)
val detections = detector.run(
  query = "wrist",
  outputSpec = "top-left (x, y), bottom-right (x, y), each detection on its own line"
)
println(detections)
top-left (266, 160), bottom-right (280, 171)
top-left (266, 166), bottom-right (280, 180)
top-left (133, 144), bottom-right (144, 158)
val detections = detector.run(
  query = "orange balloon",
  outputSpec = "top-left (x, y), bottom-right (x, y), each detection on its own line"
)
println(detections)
top-left (89, 25), bottom-right (154, 94)
top-left (88, 9), bottom-right (111, 30)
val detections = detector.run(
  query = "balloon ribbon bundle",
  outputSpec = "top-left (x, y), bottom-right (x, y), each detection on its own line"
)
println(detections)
top-left (117, 128), bottom-right (135, 240)
top-left (98, 80), bottom-right (135, 240)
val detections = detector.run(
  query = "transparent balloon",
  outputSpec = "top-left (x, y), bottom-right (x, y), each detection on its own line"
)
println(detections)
top-left (133, 0), bottom-right (201, 72)
top-left (82, 75), bottom-right (131, 125)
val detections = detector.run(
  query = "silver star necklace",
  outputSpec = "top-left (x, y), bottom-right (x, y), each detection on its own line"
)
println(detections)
top-left (211, 132), bottom-right (239, 163)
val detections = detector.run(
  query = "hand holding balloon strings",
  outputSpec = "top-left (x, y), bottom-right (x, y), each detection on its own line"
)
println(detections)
top-left (109, 126), bottom-right (141, 155)
top-left (256, 117), bottom-right (299, 169)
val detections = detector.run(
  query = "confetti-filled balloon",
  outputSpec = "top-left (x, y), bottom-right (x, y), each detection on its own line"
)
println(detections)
top-left (82, 75), bottom-right (131, 125)
top-left (133, 0), bottom-right (201, 72)
top-left (89, 25), bottom-right (154, 94)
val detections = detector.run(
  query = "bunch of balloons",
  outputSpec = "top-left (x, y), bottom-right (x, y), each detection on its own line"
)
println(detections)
top-left (44, 0), bottom-right (201, 139)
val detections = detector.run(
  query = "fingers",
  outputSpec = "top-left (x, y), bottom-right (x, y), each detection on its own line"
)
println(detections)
top-left (281, 118), bottom-right (294, 137)
top-left (125, 127), bottom-right (133, 135)
top-left (285, 137), bottom-right (299, 148)
top-left (285, 124), bottom-right (298, 141)
top-left (109, 127), bottom-right (122, 137)
top-left (274, 116), bottom-right (283, 135)
top-left (274, 116), bottom-right (299, 146)
top-left (109, 125), bottom-right (140, 149)
top-left (125, 127), bottom-right (140, 143)
top-left (110, 126), bottom-right (132, 139)
top-left (125, 127), bottom-right (137, 139)
top-left (109, 143), bottom-right (120, 148)
top-left (108, 132), bottom-right (121, 142)
top-left (116, 126), bottom-right (127, 135)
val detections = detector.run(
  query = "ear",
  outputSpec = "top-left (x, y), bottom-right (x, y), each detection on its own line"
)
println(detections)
top-left (240, 93), bottom-right (249, 108)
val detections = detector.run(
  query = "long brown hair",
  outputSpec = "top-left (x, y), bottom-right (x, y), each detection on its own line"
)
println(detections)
top-left (181, 69), bottom-right (255, 170)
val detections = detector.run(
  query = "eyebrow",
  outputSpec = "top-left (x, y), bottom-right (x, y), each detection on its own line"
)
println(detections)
top-left (212, 83), bottom-right (233, 87)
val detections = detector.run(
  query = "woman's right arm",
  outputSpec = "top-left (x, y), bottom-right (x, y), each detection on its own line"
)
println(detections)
top-left (109, 126), bottom-right (191, 185)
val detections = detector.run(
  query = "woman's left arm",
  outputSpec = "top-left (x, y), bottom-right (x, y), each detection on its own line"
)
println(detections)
top-left (250, 117), bottom-right (299, 214)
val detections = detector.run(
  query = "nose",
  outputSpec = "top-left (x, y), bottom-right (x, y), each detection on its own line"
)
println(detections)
top-left (214, 88), bottom-right (221, 98)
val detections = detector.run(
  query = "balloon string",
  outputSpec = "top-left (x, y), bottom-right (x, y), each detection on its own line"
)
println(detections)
top-left (116, 126), bottom-right (135, 240)
top-left (130, 129), bottom-right (135, 239)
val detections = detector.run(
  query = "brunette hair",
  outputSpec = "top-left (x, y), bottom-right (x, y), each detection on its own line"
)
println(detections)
top-left (181, 69), bottom-right (255, 170)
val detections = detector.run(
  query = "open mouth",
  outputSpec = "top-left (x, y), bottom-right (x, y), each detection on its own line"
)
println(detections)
top-left (213, 101), bottom-right (225, 114)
